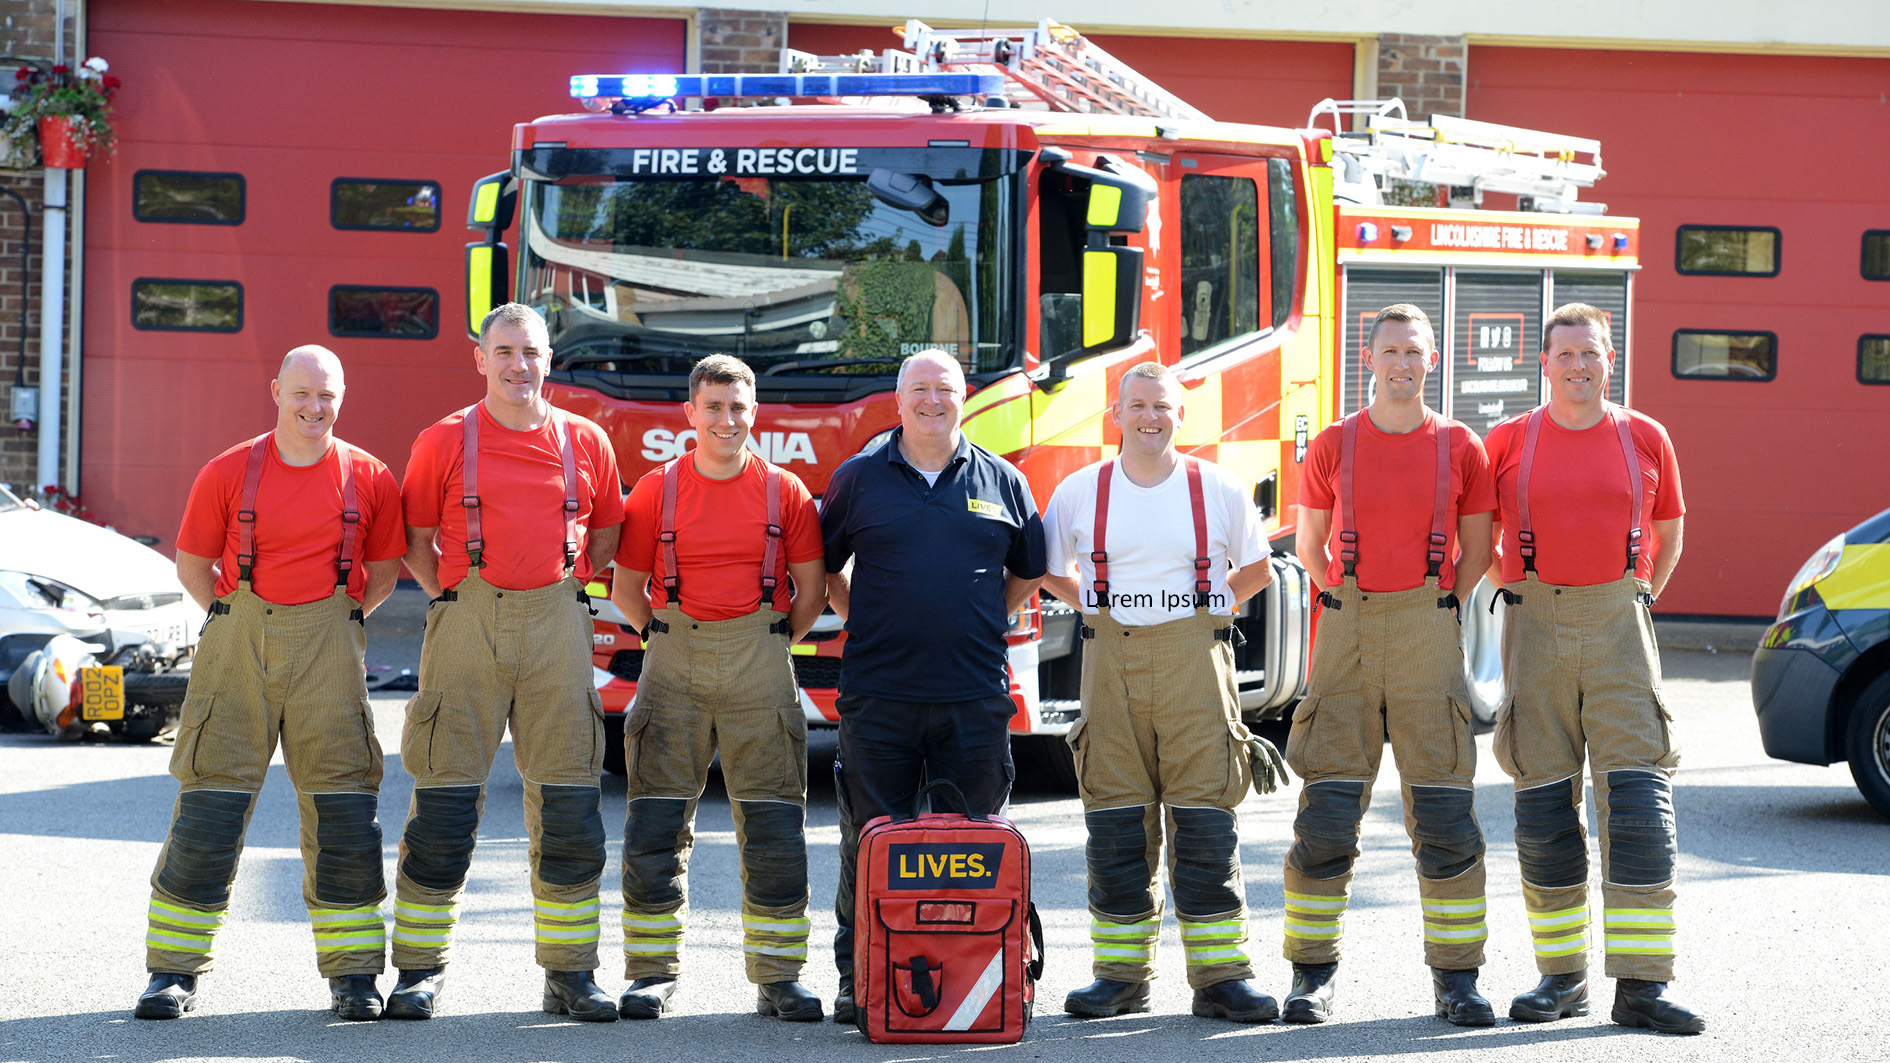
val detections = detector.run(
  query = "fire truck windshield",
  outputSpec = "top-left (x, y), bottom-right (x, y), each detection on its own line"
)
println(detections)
top-left (522, 171), bottom-right (1014, 384)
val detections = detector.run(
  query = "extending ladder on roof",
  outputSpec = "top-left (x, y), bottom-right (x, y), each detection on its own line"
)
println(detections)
top-left (1309, 98), bottom-right (1608, 213)
top-left (782, 18), bottom-right (1210, 122)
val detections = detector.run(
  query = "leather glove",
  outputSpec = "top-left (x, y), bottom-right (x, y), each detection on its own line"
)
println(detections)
top-left (1247, 734), bottom-right (1291, 796)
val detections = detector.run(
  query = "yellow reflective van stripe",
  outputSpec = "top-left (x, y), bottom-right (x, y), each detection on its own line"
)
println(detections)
top-left (1082, 250), bottom-right (1116, 348)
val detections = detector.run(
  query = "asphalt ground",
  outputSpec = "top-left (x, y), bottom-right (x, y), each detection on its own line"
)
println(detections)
top-left (2, 606), bottom-right (1886, 1063)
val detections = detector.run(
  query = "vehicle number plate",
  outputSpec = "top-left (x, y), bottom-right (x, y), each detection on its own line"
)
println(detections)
top-left (79, 665), bottom-right (125, 721)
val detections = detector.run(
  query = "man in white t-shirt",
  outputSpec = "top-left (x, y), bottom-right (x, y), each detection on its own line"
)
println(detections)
top-left (1042, 361), bottom-right (1286, 1024)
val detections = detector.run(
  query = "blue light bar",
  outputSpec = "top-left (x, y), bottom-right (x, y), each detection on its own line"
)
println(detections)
top-left (569, 72), bottom-right (1004, 101)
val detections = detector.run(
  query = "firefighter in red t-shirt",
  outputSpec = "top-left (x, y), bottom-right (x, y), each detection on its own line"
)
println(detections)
top-left (608, 355), bottom-right (828, 1022)
top-left (136, 346), bottom-right (406, 1022)
top-left (387, 304), bottom-right (625, 1021)
top-left (1485, 302), bottom-right (1701, 1035)
top-left (1280, 305), bottom-right (1497, 1027)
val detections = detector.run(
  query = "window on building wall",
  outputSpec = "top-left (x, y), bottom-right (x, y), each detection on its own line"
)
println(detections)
top-left (133, 171), bottom-right (244, 225)
top-left (131, 280), bottom-right (242, 332)
top-left (329, 286), bottom-right (440, 339)
top-left (1178, 173), bottom-right (1260, 357)
top-left (1672, 329), bottom-right (1775, 381)
top-left (1863, 231), bottom-right (1890, 281)
top-left (331, 179), bottom-right (442, 232)
top-left (1675, 225), bottom-right (1779, 276)
top-left (1860, 336), bottom-right (1890, 385)
top-left (1268, 158), bottom-right (1298, 330)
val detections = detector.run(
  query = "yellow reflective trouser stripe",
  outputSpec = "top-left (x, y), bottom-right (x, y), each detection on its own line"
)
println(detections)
top-left (1421, 898), bottom-right (1488, 916)
top-left (622, 941), bottom-right (681, 955)
top-left (622, 910), bottom-right (686, 931)
top-left (392, 898), bottom-right (457, 948)
top-left (1533, 933), bottom-right (1590, 957)
top-left (1094, 946), bottom-right (1154, 961)
top-left (1284, 918), bottom-right (1343, 939)
top-left (1603, 908), bottom-right (1675, 929)
top-left (309, 906), bottom-right (385, 952)
top-left (394, 901), bottom-right (458, 921)
top-left (742, 916), bottom-right (811, 934)
top-left (536, 894), bottom-right (601, 944)
top-left (1529, 905), bottom-right (1588, 930)
top-left (1423, 922), bottom-right (1490, 942)
top-left (1180, 920), bottom-right (1248, 966)
top-left (146, 929), bottom-right (214, 952)
top-left (392, 928), bottom-right (452, 946)
top-left (1284, 892), bottom-right (1348, 914)
top-left (743, 943), bottom-right (810, 957)
top-left (1091, 918), bottom-right (1160, 940)
top-left (1605, 937), bottom-right (1675, 954)
top-left (623, 907), bottom-right (684, 956)
top-left (150, 899), bottom-right (228, 928)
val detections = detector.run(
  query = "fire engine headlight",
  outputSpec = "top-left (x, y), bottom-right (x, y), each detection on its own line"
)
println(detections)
top-left (1780, 534), bottom-right (1845, 618)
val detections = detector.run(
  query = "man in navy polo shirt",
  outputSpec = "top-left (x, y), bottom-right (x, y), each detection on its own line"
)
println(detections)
top-left (819, 348), bottom-right (1047, 1025)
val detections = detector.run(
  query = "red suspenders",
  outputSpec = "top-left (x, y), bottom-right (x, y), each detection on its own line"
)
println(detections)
top-left (1334, 411), bottom-right (1453, 583)
top-left (1515, 403), bottom-right (1645, 576)
top-left (658, 455), bottom-right (785, 609)
top-left (459, 403), bottom-right (581, 572)
top-left (235, 434), bottom-right (358, 588)
top-left (1091, 455), bottom-right (1210, 610)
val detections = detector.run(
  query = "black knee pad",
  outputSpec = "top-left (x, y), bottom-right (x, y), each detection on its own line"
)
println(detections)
top-left (1170, 806), bottom-right (1243, 918)
top-left (623, 797), bottom-right (690, 907)
top-left (1286, 780), bottom-right (1366, 880)
top-left (1604, 770), bottom-right (1677, 886)
top-left (400, 785), bottom-right (481, 891)
top-left (1514, 778), bottom-right (1588, 889)
top-left (536, 784), bottom-right (605, 888)
top-left (1408, 785), bottom-right (1484, 880)
top-left (156, 789), bottom-right (254, 906)
top-left (736, 800), bottom-right (808, 910)
top-left (1084, 805), bottom-right (1155, 917)
top-left (312, 791), bottom-right (384, 907)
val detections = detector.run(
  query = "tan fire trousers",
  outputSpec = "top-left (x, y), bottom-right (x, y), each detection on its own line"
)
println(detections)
top-left (1069, 610), bottom-right (1257, 990)
top-left (146, 584), bottom-right (385, 978)
top-left (392, 571), bottom-right (607, 973)
top-left (1495, 573), bottom-right (1682, 982)
top-left (620, 607), bottom-right (810, 984)
top-left (1281, 578), bottom-right (1487, 970)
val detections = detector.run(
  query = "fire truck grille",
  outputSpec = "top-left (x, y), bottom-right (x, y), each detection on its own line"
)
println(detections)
top-left (608, 650), bottom-right (644, 681)
top-left (792, 656), bottom-right (842, 690)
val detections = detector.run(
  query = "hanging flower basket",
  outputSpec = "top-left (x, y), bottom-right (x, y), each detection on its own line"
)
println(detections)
top-left (1, 58), bottom-right (119, 168)
top-left (36, 114), bottom-right (85, 168)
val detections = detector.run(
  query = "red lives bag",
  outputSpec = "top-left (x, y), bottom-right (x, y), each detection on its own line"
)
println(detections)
top-left (853, 780), bottom-right (1045, 1044)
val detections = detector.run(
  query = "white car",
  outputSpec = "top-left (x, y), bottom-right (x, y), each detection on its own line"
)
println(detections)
top-left (0, 483), bottom-right (204, 650)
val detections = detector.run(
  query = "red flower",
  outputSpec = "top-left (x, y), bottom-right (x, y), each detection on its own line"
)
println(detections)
top-left (102, 75), bottom-right (119, 90)
top-left (13, 68), bottom-right (27, 81)
top-left (50, 64), bottom-right (67, 74)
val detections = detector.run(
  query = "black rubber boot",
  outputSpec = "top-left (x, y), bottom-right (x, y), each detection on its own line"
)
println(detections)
top-left (832, 974), bottom-right (855, 1026)
top-left (1192, 978), bottom-right (1279, 1024)
top-left (134, 973), bottom-right (198, 1020)
top-left (618, 975), bottom-right (679, 1020)
top-left (384, 968), bottom-right (445, 1020)
top-left (328, 974), bottom-right (383, 1021)
top-left (1509, 971), bottom-right (1589, 1022)
top-left (1282, 962), bottom-right (1338, 1024)
top-left (757, 981), bottom-right (824, 1021)
top-left (1063, 978), bottom-right (1151, 1018)
top-left (1612, 978), bottom-right (1705, 1035)
top-left (1431, 968), bottom-right (1495, 1027)
top-left (543, 970), bottom-right (618, 1022)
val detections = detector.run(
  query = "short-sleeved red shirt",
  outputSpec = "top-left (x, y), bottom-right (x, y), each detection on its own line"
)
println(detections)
top-left (618, 450), bottom-right (824, 620)
top-left (1300, 411), bottom-right (1496, 592)
top-left (176, 436), bottom-right (405, 605)
top-left (402, 402), bottom-right (625, 591)
top-left (1484, 405), bottom-right (1685, 587)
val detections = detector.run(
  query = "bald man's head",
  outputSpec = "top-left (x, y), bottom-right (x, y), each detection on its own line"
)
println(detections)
top-left (279, 344), bottom-right (345, 385)
top-left (272, 345), bottom-right (346, 447)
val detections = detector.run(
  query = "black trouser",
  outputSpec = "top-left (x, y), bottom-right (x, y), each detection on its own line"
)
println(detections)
top-left (831, 692), bottom-right (1016, 980)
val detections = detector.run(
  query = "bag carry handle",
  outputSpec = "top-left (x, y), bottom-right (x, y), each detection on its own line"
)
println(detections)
top-left (1027, 903), bottom-right (1046, 982)
top-left (893, 956), bottom-right (943, 1016)
top-left (899, 778), bottom-right (989, 823)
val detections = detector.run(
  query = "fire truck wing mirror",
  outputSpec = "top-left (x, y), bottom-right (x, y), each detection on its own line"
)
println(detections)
top-left (1081, 245), bottom-right (1143, 351)
top-left (464, 241), bottom-right (510, 339)
top-left (1047, 154), bottom-right (1156, 233)
top-left (866, 169), bottom-right (949, 227)
top-left (467, 171), bottom-right (517, 232)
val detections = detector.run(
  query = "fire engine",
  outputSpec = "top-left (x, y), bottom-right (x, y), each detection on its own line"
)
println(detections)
top-left (459, 20), bottom-right (1640, 781)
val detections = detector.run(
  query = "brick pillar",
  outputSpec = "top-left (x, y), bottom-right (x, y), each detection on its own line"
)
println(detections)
top-left (698, 8), bottom-right (785, 75)
top-left (0, 0), bottom-right (71, 497)
top-left (1376, 33), bottom-right (1465, 122)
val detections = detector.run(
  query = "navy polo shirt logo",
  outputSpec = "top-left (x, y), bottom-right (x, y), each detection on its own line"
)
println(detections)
top-left (967, 498), bottom-right (1008, 520)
